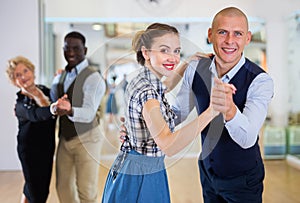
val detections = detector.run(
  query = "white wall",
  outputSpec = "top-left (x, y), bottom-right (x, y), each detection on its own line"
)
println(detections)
top-left (0, 0), bottom-right (41, 170)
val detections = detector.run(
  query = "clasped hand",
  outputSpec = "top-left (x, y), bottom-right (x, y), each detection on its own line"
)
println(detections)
top-left (53, 94), bottom-right (72, 116)
top-left (211, 77), bottom-right (237, 121)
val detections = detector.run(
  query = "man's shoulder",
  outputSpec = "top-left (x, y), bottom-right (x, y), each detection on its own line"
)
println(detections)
top-left (83, 65), bottom-right (98, 74)
top-left (51, 72), bottom-right (63, 85)
top-left (196, 57), bottom-right (212, 69)
top-left (244, 58), bottom-right (266, 74)
top-left (78, 66), bottom-right (101, 79)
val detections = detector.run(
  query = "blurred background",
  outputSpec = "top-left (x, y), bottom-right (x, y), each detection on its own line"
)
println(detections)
top-left (1, 0), bottom-right (300, 202)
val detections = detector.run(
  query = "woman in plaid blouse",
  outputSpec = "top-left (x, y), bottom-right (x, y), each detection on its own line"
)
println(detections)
top-left (102, 23), bottom-right (219, 203)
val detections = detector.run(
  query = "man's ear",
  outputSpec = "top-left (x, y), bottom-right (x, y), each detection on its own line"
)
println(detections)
top-left (246, 31), bottom-right (252, 45)
top-left (207, 28), bottom-right (212, 44)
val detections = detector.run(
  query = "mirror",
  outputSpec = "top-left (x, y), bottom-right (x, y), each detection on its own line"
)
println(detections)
top-left (43, 20), bottom-right (267, 88)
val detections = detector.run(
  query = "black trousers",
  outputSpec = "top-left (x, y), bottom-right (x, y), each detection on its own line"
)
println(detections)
top-left (198, 159), bottom-right (264, 203)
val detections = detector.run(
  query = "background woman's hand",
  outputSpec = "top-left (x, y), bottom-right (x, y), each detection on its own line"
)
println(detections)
top-left (16, 79), bottom-right (50, 107)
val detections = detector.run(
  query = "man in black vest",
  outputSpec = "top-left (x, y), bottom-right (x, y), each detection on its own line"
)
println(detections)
top-left (50, 31), bottom-right (106, 203)
top-left (172, 7), bottom-right (274, 203)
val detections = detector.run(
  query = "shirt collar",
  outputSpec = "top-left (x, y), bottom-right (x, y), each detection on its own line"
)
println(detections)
top-left (76, 58), bottom-right (88, 74)
top-left (66, 58), bottom-right (88, 75)
top-left (209, 53), bottom-right (246, 82)
top-left (141, 66), bottom-right (166, 94)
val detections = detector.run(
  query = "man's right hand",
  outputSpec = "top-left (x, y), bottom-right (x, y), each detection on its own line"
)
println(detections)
top-left (55, 94), bottom-right (73, 116)
top-left (211, 77), bottom-right (237, 121)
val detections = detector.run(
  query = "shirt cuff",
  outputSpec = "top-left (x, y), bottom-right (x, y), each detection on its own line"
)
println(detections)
top-left (224, 106), bottom-right (239, 126)
top-left (50, 102), bottom-right (57, 115)
top-left (67, 107), bottom-right (75, 122)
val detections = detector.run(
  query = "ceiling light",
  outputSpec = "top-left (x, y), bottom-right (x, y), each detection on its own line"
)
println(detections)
top-left (92, 23), bottom-right (103, 31)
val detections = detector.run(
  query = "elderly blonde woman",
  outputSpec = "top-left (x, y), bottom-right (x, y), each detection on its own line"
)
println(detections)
top-left (6, 56), bottom-right (56, 203)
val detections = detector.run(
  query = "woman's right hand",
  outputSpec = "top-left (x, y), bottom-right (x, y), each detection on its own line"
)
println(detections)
top-left (55, 68), bottom-right (64, 76)
top-left (16, 79), bottom-right (32, 97)
top-left (184, 52), bottom-right (213, 64)
top-left (164, 52), bottom-right (213, 92)
top-left (208, 102), bottom-right (220, 118)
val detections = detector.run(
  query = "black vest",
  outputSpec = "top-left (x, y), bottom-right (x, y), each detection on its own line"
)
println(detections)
top-left (192, 58), bottom-right (265, 177)
top-left (58, 67), bottom-right (99, 141)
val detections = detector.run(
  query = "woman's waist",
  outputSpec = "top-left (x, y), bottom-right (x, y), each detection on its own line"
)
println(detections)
top-left (130, 146), bottom-right (165, 158)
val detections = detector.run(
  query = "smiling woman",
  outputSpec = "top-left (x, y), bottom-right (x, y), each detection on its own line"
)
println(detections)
top-left (5, 55), bottom-right (56, 203)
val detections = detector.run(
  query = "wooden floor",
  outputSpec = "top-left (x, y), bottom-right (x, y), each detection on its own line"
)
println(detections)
top-left (0, 159), bottom-right (300, 203)
top-left (1, 119), bottom-right (300, 203)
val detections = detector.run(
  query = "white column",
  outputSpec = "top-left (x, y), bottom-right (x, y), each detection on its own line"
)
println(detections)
top-left (266, 20), bottom-right (289, 127)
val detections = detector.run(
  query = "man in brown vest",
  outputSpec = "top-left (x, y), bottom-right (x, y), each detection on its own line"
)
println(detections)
top-left (50, 31), bottom-right (106, 203)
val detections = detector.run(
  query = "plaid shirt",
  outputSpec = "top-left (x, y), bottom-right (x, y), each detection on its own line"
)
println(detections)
top-left (124, 66), bottom-right (176, 157)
